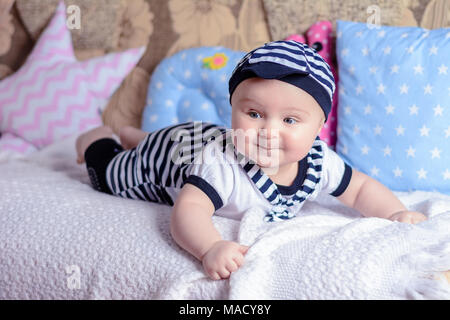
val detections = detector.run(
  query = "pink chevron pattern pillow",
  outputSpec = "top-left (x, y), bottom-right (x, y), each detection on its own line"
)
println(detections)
top-left (0, 1), bottom-right (144, 154)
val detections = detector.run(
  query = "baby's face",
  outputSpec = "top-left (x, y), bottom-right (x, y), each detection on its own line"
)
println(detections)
top-left (230, 78), bottom-right (324, 172)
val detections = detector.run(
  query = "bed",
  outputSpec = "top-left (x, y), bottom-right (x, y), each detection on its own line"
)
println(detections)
top-left (0, 134), bottom-right (449, 299)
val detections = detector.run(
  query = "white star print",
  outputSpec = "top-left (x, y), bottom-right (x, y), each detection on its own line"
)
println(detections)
top-left (399, 84), bottom-right (409, 94)
top-left (417, 168), bottom-right (427, 179)
top-left (341, 48), bottom-right (349, 57)
top-left (348, 66), bottom-right (356, 75)
top-left (390, 65), bottom-right (399, 74)
top-left (355, 31), bottom-right (363, 38)
top-left (406, 146), bottom-right (416, 158)
top-left (147, 98), bottom-right (153, 106)
top-left (172, 117), bottom-right (179, 124)
top-left (371, 166), bottom-right (380, 176)
top-left (361, 145), bottom-right (370, 155)
top-left (443, 169), bottom-right (450, 180)
top-left (433, 104), bottom-right (443, 116)
top-left (183, 100), bottom-right (191, 108)
top-left (344, 106), bottom-right (351, 114)
top-left (395, 125), bottom-right (405, 136)
top-left (356, 85), bottom-right (364, 95)
top-left (430, 147), bottom-right (442, 159)
top-left (353, 125), bottom-right (361, 135)
top-left (369, 66), bottom-right (378, 74)
top-left (184, 70), bottom-right (192, 79)
top-left (413, 64), bottom-right (424, 74)
top-left (377, 83), bottom-right (386, 94)
top-left (445, 126), bottom-right (450, 138)
top-left (420, 125), bottom-right (430, 137)
top-left (364, 105), bottom-right (372, 115)
top-left (165, 99), bottom-right (174, 107)
top-left (361, 47), bottom-right (369, 56)
top-left (438, 64), bottom-right (448, 74)
top-left (401, 33), bottom-right (409, 38)
top-left (385, 104), bottom-right (395, 114)
top-left (177, 84), bottom-right (184, 91)
top-left (150, 114), bottom-right (158, 123)
top-left (393, 167), bottom-right (403, 177)
top-left (156, 81), bottom-right (163, 89)
top-left (341, 144), bottom-right (348, 155)
top-left (377, 30), bottom-right (386, 38)
top-left (201, 102), bottom-right (210, 110)
top-left (423, 84), bottom-right (433, 94)
top-left (409, 104), bottom-right (419, 115)
top-left (407, 46), bottom-right (414, 54)
top-left (383, 46), bottom-right (392, 55)
top-left (383, 145), bottom-right (392, 156)
top-left (374, 125), bottom-right (383, 135)
top-left (429, 45), bottom-right (438, 55)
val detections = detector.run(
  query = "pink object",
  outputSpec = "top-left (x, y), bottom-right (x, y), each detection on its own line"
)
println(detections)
top-left (0, 1), bottom-right (145, 155)
top-left (285, 21), bottom-right (338, 148)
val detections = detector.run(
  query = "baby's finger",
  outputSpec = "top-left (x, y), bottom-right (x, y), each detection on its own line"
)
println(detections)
top-left (233, 254), bottom-right (244, 267)
top-left (206, 270), bottom-right (220, 280)
top-left (239, 245), bottom-right (249, 254)
top-left (225, 259), bottom-right (239, 273)
top-left (218, 267), bottom-right (231, 279)
top-left (412, 214), bottom-right (427, 224)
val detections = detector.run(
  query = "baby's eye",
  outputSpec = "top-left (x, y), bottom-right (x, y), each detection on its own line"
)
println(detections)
top-left (248, 111), bottom-right (262, 119)
top-left (284, 117), bottom-right (297, 124)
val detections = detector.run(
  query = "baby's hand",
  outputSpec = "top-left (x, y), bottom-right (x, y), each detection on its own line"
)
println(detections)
top-left (201, 240), bottom-right (249, 280)
top-left (388, 211), bottom-right (427, 224)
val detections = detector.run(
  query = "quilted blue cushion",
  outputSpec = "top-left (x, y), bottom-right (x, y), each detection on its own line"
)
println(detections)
top-left (141, 47), bottom-right (246, 132)
top-left (336, 20), bottom-right (450, 193)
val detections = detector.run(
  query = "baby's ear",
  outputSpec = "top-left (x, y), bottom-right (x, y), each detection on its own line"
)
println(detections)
top-left (317, 118), bottom-right (325, 135)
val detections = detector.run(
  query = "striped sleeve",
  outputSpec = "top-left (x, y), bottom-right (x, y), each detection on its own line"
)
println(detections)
top-left (320, 144), bottom-right (353, 197)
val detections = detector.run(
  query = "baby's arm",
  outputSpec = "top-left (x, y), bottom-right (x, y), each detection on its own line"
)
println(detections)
top-left (170, 184), bottom-right (248, 280)
top-left (337, 169), bottom-right (427, 224)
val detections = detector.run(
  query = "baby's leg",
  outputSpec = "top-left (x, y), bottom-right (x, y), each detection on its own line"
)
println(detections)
top-left (76, 125), bottom-right (114, 164)
top-left (119, 126), bottom-right (148, 149)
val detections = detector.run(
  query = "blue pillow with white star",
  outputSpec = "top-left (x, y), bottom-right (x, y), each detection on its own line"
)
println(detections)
top-left (141, 47), bottom-right (245, 132)
top-left (336, 20), bottom-right (450, 193)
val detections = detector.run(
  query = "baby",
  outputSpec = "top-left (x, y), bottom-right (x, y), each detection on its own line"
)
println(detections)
top-left (76, 40), bottom-right (427, 280)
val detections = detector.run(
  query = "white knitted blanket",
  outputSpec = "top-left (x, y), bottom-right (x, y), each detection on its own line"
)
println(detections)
top-left (231, 202), bottom-right (450, 299)
top-left (0, 135), bottom-right (449, 299)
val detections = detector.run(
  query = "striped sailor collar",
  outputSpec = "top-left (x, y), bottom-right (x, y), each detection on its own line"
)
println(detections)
top-left (225, 136), bottom-right (324, 222)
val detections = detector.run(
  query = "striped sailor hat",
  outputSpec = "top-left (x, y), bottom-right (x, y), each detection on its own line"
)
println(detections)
top-left (229, 40), bottom-right (335, 120)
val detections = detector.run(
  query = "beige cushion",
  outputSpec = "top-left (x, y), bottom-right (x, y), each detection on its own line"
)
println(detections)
top-left (262, 0), bottom-right (449, 40)
top-left (15, 0), bottom-right (123, 51)
top-left (102, 67), bottom-right (150, 134)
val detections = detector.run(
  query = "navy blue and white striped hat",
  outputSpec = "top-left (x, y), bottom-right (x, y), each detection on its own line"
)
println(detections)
top-left (229, 40), bottom-right (335, 120)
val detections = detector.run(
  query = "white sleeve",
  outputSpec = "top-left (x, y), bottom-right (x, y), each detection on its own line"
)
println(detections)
top-left (184, 141), bottom-right (235, 210)
top-left (320, 143), bottom-right (353, 197)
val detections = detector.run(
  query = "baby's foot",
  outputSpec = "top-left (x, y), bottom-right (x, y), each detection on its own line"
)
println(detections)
top-left (75, 125), bottom-right (114, 164)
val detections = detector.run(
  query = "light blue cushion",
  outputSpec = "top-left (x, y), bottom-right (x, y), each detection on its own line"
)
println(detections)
top-left (336, 20), bottom-right (450, 193)
top-left (141, 47), bottom-right (246, 132)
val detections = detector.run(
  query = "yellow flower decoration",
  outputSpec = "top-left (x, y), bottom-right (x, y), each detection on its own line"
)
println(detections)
top-left (202, 53), bottom-right (228, 70)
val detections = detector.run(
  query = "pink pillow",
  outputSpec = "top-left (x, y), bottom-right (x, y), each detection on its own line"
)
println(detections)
top-left (286, 21), bottom-right (338, 148)
top-left (0, 1), bottom-right (144, 155)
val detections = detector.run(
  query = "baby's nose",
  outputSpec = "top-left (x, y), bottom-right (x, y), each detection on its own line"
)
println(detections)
top-left (259, 127), bottom-right (280, 140)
